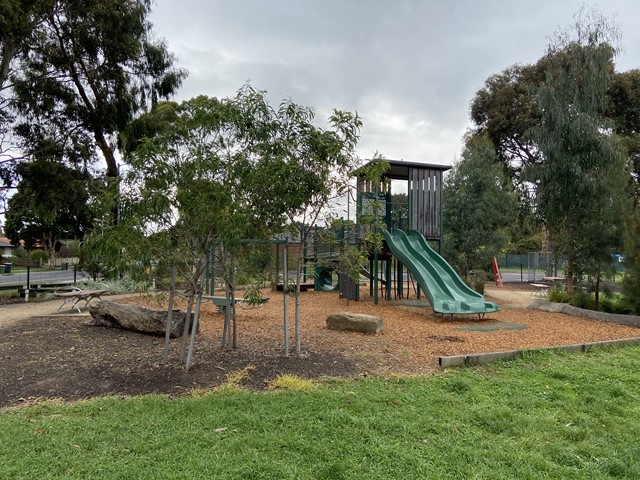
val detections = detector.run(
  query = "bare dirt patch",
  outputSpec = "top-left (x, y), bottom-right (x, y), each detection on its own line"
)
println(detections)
top-left (1, 284), bottom-right (638, 408)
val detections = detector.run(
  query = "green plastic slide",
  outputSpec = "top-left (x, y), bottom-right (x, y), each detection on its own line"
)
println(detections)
top-left (383, 229), bottom-right (499, 315)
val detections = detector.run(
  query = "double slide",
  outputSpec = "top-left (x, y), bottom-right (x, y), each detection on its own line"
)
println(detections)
top-left (383, 229), bottom-right (499, 315)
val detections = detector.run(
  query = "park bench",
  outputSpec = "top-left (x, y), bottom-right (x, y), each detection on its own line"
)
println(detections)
top-left (55, 288), bottom-right (109, 313)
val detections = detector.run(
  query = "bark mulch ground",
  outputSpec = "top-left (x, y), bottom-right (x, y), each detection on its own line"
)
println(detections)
top-left (1, 284), bottom-right (638, 408)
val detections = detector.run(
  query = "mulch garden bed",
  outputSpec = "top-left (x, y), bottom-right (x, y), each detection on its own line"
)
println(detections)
top-left (1, 285), bottom-right (639, 408)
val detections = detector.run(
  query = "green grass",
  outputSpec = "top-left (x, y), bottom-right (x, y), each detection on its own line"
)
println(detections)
top-left (2, 347), bottom-right (640, 479)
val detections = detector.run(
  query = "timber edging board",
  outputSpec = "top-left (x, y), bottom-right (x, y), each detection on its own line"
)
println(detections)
top-left (439, 337), bottom-right (640, 368)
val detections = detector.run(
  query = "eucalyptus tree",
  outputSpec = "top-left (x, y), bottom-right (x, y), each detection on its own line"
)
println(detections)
top-left (266, 105), bottom-right (363, 355)
top-left (1, 0), bottom-right (185, 227)
top-left (5, 159), bottom-right (96, 256)
top-left (107, 90), bottom-right (277, 355)
top-left (443, 134), bottom-right (517, 279)
top-left (529, 9), bottom-right (628, 294)
top-left (93, 84), bottom-right (363, 361)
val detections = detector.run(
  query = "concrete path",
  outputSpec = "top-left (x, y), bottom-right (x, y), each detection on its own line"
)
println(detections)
top-left (0, 294), bottom-right (137, 329)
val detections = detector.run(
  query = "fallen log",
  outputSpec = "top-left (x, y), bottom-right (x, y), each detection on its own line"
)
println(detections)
top-left (86, 300), bottom-right (196, 338)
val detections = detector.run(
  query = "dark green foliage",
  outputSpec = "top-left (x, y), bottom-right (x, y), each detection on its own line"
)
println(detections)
top-left (622, 211), bottom-right (640, 314)
top-left (28, 249), bottom-right (48, 263)
top-left (443, 135), bottom-right (517, 279)
top-left (6, 0), bottom-right (185, 179)
top-left (4, 160), bottom-right (97, 254)
top-left (548, 288), bottom-right (572, 304)
top-left (529, 12), bottom-right (628, 295)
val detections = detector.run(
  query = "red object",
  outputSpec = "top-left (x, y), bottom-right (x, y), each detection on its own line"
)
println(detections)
top-left (492, 256), bottom-right (503, 287)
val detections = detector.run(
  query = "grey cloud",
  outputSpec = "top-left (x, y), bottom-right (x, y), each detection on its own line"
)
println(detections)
top-left (152, 0), bottom-right (640, 165)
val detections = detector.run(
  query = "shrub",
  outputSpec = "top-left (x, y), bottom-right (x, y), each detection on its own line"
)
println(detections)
top-left (82, 275), bottom-right (150, 293)
top-left (29, 250), bottom-right (48, 264)
top-left (13, 246), bottom-right (28, 259)
top-left (571, 290), bottom-right (595, 310)
top-left (548, 288), bottom-right (571, 304)
top-left (466, 270), bottom-right (487, 294)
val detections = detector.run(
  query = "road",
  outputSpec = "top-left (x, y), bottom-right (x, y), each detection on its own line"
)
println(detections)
top-left (0, 269), bottom-right (90, 288)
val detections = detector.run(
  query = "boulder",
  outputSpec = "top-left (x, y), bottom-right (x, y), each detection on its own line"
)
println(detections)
top-left (326, 312), bottom-right (383, 334)
top-left (86, 300), bottom-right (195, 338)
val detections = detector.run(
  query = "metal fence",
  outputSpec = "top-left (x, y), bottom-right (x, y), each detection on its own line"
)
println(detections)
top-left (0, 265), bottom-right (87, 292)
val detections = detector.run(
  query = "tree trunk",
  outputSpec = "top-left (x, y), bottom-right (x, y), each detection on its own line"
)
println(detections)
top-left (0, 41), bottom-right (17, 89)
top-left (94, 129), bottom-right (119, 178)
top-left (179, 289), bottom-right (196, 361)
top-left (595, 270), bottom-right (601, 311)
top-left (566, 257), bottom-right (574, 294)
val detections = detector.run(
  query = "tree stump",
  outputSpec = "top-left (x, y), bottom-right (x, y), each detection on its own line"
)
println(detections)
top-left (326, 312), bottom-right (383, 334)
top-left (86, 300), bottom-right (195, 338)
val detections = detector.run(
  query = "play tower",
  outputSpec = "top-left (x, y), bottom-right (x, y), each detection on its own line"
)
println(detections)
top-left (355, 159), bottom-right (499, 316)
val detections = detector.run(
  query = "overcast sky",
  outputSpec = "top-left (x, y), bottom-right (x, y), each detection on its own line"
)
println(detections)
top-left (150, 1), bottom-right (639, 167)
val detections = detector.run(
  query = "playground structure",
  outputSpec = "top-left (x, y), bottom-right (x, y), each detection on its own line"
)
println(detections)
top-left (201, 159), bottom-right (500, 317)
top-left (354, 159), bottom-right (499, 315)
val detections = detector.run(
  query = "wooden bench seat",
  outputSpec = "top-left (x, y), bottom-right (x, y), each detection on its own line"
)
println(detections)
top-left (56, 288), bottom-right (109, 313)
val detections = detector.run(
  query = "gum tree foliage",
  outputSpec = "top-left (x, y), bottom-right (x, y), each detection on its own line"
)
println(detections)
top-left (469, 37), bottom-right (640, 257)
top-left (261, 103), bottom-right (363, 355)
top-left (622, 208), bottom-right (640, 313)
top-left (608, 69), bottom-right (640, 198)
top-left (1, 0), bottom-right (185, 224)
top-left (4, 160), bottom-right (96, 257)
top-left (0, 0), bottom-right (54, 216)
top-left (529, 9), bottom-right (628, 295)
top-left (443, 135), bottom-right (517, 279)
top-left (89, 85), bottom-right (363, 356)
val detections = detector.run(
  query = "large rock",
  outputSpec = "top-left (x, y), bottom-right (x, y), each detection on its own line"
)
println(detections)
top-left (86, 300), bottom-right (195, 338)
top-left (326, 312), bottom-right (383, 334)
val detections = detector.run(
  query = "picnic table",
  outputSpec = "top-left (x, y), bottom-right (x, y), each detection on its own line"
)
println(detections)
top-left (530, 283), bottom-right (550, 297)
top-left (543, 276), bottom-right (566, 283)
top-left (56, 288), bottom-right (109, 313)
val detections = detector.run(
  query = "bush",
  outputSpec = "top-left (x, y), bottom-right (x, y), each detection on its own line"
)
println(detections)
top-left (59, 240), bottom-right (80, 257)
top-left (29, 250), bottom-right (48, 264)
top-left (466, 270), bottom-right (487, 294)
top-left (13, 246), bottom-right (28, 259)
top-left (571, 290), bottom-right (595, 310)
top-left (548, 288), bottom-right (571, 304)
top-left (82, 275), bottom-right (150, 294)
top-left (600, 296), bottom-right (635, 315)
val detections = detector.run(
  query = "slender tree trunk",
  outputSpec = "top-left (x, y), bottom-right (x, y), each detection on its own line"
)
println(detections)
top-left (94, 129), bottom-right (119, 177)
top-left (230, 252), bottom-right (238, 348)
top-left (222, 280), bottom-right (232, 348)
top-left (566, 257), bottom-right (574, 294)
top-left (179, 263), bottom-right (200, 361)
top-left (595, 270), bottom-right (601, 311)
top-left (179, 293), bottom-right (195, 361)
top-left (162, 264), bottom-right (177, 364)
top-left (295, 267), bottom-right (301, 354)
top-left (0, 41), bottom-right (17, 90)
top-left (185, 288), bottom-right (203, 371)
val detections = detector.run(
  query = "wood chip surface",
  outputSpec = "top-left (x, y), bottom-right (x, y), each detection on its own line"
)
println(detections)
top-left (122, 284), bottom-right (640, 375)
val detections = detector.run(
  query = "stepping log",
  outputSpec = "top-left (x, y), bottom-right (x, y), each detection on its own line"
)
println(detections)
top-left (326, 312), bottom-right (383, 334)
top-left (86, 300), bottom-right (195, 338)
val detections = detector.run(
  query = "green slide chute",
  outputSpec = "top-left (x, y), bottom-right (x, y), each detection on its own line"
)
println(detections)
top-left (383, 229), bottom-right (499, 315)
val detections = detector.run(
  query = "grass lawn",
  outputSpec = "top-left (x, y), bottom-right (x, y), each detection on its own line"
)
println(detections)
top-left (1, 347), bottom-right (639, 479)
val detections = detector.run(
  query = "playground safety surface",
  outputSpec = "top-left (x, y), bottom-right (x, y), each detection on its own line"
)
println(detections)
top-left (1, 283), bottom-right (639, 408)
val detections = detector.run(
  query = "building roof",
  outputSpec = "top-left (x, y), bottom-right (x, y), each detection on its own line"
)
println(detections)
top-left (0, 237), bottom-right (15, 248)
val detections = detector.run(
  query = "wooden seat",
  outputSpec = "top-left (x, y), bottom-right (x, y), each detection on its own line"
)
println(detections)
top-left (56, 288), bottom-right (109, 313)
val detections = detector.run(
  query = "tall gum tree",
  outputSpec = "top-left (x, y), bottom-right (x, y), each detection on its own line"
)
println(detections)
top-left (443, 134), bottom-right (517, 279)
top-left (9, 0), bottom-right (186, 180)
top-left (530, 8), bottom-right (628, 294)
